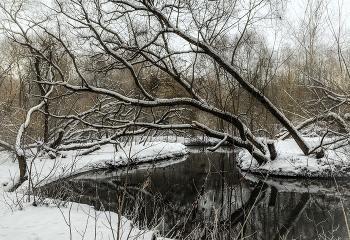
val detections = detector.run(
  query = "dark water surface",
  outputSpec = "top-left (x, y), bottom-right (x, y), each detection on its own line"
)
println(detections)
top-left (40, 147), bottom-right (350, 239)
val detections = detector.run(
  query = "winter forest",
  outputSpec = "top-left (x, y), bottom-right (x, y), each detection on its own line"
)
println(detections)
top-left (1, 0), bottom-right (350, 239)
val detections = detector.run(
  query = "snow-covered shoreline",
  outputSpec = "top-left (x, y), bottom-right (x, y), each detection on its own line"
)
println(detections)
top-left (238, 137), bottom-right (350, 178)
top-left (0, 141), bottom-right (187, 240)
top-left (1, 142), bottom-right (189, 191)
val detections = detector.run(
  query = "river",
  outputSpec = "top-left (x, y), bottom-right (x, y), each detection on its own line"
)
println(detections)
top-left (39, 147), bottom-right (350, 239)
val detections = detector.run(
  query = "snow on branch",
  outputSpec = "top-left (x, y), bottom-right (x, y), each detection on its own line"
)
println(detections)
top-left (207, 134), bottom-right (228, 152)
top-left (15, 86), bottom-right (54, 157)
top-left (279, 112), bottom-right (350, 140)
top-left (78, 145), bottom-right (101, 156)
top-left (58, 138), bottom-right (117, 151)
top-left (191, 122), bottom-right (268, 164)
top-left (0, 140), bottom-right (14, 152)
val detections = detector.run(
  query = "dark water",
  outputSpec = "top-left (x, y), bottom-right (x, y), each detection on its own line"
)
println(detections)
top-left (39, 147), bottom-right (350, 239)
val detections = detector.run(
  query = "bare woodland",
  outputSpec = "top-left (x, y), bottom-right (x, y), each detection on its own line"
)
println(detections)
top-left (0, 0), bottom-right (350, 184)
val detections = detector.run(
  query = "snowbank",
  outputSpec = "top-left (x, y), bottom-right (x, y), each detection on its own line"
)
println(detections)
top-left (0, 195), bottom-right (161, 240)
top-left (1, 142), bottom-right (188, 191)
top-left (0, 142), bottom-right (187, 240)
top-left (238, 137), bottom-right (350, 178)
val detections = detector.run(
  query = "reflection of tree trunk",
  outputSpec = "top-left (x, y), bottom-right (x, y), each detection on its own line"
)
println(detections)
top-left (227, 181), bottom-right (269, 229)
top-left (218, 153), bottom-right (226, 222)
top-left (268, 186), bottom-right (278, 206)
top-left (273, 193), bottom-right (310, 240)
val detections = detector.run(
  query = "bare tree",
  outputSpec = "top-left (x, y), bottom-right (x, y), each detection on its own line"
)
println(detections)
top-left (0, 0), bottom-right (320, 181)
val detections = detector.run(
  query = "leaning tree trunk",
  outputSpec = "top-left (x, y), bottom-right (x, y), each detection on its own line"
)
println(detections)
top-left (14, 86), bottom-right (54, 184)
top-left (15, 123), bottom-right (29, 182)
top-left (143, 4), bottom-right (311, 155)
top-left (170, 27), bottom-right (311, 155)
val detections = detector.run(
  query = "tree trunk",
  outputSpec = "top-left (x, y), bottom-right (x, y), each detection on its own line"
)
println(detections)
top-left (206, 47), bottom-right (311, 155)
top-left (166, 26), bottom-right (311, 155)
top-left (44, 103), bottom-right (49, 143)
top-left (18, 154), bottom-right (27, 181)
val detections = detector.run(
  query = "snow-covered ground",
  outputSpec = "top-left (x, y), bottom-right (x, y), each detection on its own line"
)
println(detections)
top-left (0, 142), bottom-right (187, 240)
top-left (2, 135), bottom-right (350, 240)
top-left (238, 137), bottom-right (350, 178)
top-left (1, 142), bottom-right (188, 191)
top-left (0, 197), bottom-right (159, 240)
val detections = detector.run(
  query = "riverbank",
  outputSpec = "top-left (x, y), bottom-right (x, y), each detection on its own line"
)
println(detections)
top-left (238, 137), bottom-right (350, 178)
top-left (0, 142), bottom-right (187, 240)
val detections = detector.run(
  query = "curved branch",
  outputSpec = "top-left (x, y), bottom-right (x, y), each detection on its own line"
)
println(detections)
top-left (15, 86), bottom-right (54, 157)
top-left (207, 134), bottom-right (228, 152)
top-left (39, 80), bottom-right (267, 154)
top-left (117, 0), bottom-right (310, 155)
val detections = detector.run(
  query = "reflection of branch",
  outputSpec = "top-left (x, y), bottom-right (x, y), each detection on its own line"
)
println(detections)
top-left (225, 180), bottom-right (269, 238)
top-left (235, 175), bottom-right (270, 240)
top-left (273, 193), bottom-right (310, 240)
top-left (177, 168), bottom-right (211, 239)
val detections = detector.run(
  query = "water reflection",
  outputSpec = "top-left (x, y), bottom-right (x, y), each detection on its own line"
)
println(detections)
top-left (40, 147), bottom-right (350, 239)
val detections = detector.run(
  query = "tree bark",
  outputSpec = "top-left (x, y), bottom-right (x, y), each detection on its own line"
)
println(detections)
top-left (50, 129), bottom-right (64, 149)
top-left (18, 154), bottom-right (27, 181)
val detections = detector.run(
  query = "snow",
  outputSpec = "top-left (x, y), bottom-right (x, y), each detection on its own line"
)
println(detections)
top-left (0, 198), bottom-right (158, 240)
top-left (1, 142), bottom-right (188, 191)
top-left (2, 135), bottom-right (350, 240)
top-left (238, 137), bottom-right (350, 178)
top-left (75, 155), bottom-right (189, 181)
top-left (0, 142), bottom-right (187, 240)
